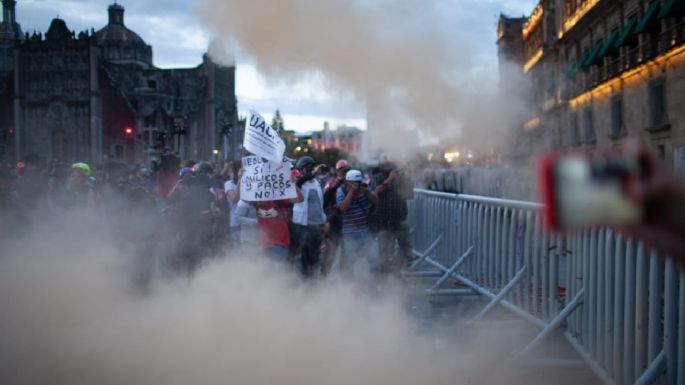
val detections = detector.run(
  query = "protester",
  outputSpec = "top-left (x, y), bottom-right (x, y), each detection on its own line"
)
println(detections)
top-left (154, 153), bottom-right (180, 211)
top-left (251, 178), bottom-right (304, 262)
top-left (167, 161), bottom-right (216, 272)
top-left (13, 154), bottom-right (48, 218)
top-left (314, 164), bottom-right (331, 188)
top-left (336, 169), bottom-right (379, 276)
top-left (321, 159), bottom-right (350, 274)
top-left (224, 160), bottom-right (242, 245)
top-left (293, 156), bottom-right (327, 277)
top-left (235, 199), bottom-right (260, 251)
top-left (372, 153), bottom-right (414, 274)
top-left (66, 162), bottom-right (96, 211)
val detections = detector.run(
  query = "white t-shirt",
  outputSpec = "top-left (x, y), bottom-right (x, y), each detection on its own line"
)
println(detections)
top-left (224, 180), bottom-right (239, 228)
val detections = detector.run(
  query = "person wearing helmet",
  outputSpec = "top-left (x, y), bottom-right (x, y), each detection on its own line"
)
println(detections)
top-left (292, 155), bottom-right (327, 277)
top-left (179, 167), bottom-right (194, 179)
top-left (336, 168), bottom-right (379, 277)
top-left (193, 161), bottom-right (213, 176)
top-left (65, 161), bottom-right (96, 211)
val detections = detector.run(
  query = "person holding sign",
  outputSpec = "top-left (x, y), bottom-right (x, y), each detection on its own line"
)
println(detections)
top-left (240, 156), bottom-right (304, 261)
top-left (253, 196), bottom-right (301, 261)
top-left (336, 169), bottom-right (379, 277)
top-left (292, 156), bottom-right (327, 278)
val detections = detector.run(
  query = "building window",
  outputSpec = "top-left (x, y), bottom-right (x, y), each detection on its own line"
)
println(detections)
top-left (583, 107), bottom-right (595, 143)
top-left (569, 111), bottom-right (580, 145)
top-left (648, 78), bottom-right (667, 128)
top-left (611, 95), bottom-right (624, 138)
top-left (675, 147), bottom-right (685, 176)
top-left (115, 145), bottom-right (124, 159)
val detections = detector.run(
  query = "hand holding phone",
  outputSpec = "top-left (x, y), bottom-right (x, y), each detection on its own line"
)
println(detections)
top-left (539, 147), bottom-right (653, 231)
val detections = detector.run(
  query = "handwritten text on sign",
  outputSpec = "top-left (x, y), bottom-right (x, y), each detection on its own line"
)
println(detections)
top-left (243, 110), bottom-right (286, 163)
top-left (240, 156), bottom-right (296, 201)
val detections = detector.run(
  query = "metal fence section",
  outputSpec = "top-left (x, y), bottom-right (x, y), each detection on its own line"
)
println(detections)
top-left (406, 189), bottom-right (684, 385)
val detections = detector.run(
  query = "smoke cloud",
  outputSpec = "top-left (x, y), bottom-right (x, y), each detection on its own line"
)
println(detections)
top-left (0, 212), bottom-right (559, 385)
top-left (199, 0), bottom-right (532, 159)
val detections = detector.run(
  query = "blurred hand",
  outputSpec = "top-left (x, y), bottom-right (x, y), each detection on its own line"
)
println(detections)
top-left (296, 172), bottom-right (314, 188)
top-left (621, 174), bottom-right (685, 265)
top-left (386, 170), bottom-right (398, 184)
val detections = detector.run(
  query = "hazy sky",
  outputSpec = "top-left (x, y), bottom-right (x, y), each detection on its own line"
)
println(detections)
top-left (18, 0), bottom-right (537, 132)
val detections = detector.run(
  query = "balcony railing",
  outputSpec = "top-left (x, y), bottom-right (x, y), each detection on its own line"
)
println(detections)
top-left (565, 21), bottom-right (685, 100)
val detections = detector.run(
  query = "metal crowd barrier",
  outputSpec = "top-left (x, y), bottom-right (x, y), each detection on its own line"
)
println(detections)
top-left (406, 188), bottom-right (685, 385)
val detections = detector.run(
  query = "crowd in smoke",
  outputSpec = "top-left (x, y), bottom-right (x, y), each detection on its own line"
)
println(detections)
top-left (0, 151), bottom-right (415, 281)
top-left (0, 152), bottom-right (554, 385)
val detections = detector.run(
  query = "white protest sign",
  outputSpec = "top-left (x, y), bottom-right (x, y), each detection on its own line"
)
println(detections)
top-left (243, 110), bottom-right (286, 163)
top-left (240, 156), bottom-right (297, 202)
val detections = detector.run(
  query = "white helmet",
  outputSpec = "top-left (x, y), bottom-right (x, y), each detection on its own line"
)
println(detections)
top-left (345, 169), bottom-right (363, 183)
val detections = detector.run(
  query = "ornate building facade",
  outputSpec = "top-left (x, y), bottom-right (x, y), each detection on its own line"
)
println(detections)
top-left (499, 0), bottom-right (685, 170)
top-left (0, 1), bottom-right (240, 166)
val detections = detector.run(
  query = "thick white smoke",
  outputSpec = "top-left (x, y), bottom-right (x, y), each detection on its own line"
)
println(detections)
top-left (199, 0), bottom-right (532, 160)
top-left (0, 215), bottom-right (542, 385)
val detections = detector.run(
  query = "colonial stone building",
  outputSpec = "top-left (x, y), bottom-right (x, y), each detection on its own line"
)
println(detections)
top-left (499, 0), bottom-right (685, 171)
top-left (0, 1), bottom-right (240, 166)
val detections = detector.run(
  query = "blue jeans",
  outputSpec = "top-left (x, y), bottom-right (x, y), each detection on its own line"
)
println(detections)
top-left (341, 232), bottom-right (378, 276)
top-left (267, 245), bottom-right (290, 262)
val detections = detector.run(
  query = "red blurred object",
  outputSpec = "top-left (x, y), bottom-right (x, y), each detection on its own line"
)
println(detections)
top-left (538, 152), bottom-right (558, 230)
top-left (124, 127), bottom-right (133, 137)
top-left (537, 147), bottom-right (653, 232)
top-left (291, 168), bottom-right (302, 178)
top-left (8, 127), bottom-right (14, 135)
top-left (335, 159), bottom-right (349, 171)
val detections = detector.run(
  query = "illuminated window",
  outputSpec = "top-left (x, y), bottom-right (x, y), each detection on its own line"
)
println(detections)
top-left (675, 147), bottom-right (685, 176)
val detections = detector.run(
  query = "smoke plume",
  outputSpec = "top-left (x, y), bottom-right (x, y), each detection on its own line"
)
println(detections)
top-left (199, 0), bottom-right (532, 159)
top-left (0, 213), bottom-right (541, 385)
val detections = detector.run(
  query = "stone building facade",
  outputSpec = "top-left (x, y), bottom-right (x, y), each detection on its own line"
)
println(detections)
top-left (0, 1), bottom-right (240, 166)
top-left (311, 122), bottom-right (365, 157)
top-left (499, 0), bottom-right (685, 170)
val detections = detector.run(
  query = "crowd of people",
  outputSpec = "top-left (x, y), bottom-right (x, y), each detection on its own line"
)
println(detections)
top-left (0, 152), bottom-right (416, 281)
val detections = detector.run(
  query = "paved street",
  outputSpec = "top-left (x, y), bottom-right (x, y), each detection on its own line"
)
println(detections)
top-left (401, 277), bottom-right (602, 385)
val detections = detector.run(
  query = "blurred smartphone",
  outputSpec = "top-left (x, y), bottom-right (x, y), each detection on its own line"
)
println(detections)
top-left (538, 150), bottom-right (652, 231)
